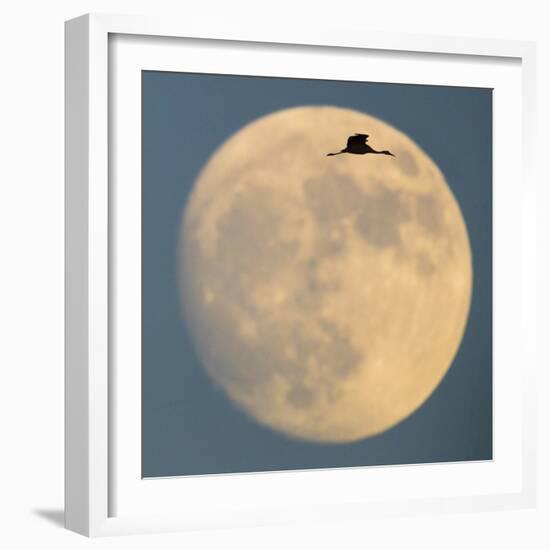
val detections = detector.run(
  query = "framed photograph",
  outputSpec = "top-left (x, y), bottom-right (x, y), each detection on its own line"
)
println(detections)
top-left (65, 13), bottom-right (536, 537)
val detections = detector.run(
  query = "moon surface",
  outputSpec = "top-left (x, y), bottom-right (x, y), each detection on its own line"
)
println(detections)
top-left (179, 106), bottom-right (472, 443)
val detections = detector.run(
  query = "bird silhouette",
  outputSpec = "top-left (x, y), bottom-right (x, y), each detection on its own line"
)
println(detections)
top-left (327, 133), bottom-right (395, 157)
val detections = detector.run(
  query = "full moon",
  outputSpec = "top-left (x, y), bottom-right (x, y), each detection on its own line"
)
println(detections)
top-left (179, 106), bottom-right (472, 443)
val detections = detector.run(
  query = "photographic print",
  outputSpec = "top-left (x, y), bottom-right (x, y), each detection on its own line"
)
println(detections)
top-left (141, 71), bottom-right (492, 478)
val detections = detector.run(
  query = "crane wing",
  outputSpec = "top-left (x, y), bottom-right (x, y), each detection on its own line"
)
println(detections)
top-left (347, 133), bottom-right (369, 147)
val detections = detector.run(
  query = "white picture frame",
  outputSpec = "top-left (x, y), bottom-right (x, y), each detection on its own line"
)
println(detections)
top-left (65, 12), bottom-right (537, 537)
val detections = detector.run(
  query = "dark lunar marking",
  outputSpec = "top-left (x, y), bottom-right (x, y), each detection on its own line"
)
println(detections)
top-left (292, 276), bottom-right (322, 311)
top-left (314, 224), bottom-right (347, 258)
top-left (217, 314), bottom-right (363, 409)
top-left (355, 186), bottom-right (410, 249)
top-left (317, 322), bottom-right (363, 379)
top-left (416, 251), bottom-right (436, 277)
top-left (293, 292), bottom-right (318, 311)
top-left (286, 385), bottom-right (315, 409)
top-left (281, 321), bottom-right (363, 406)
top-left (214, 186), bottom-right (299, 294)
top-left (395, 149), bottom-right (419, 177)
top-left (304, 174), bottom-right (364, 223)
top-left (186, 182), bottom-right (364, 414)
top-left (415, 194), bottom-right (443, 234)
top-left (191, 293), bottom-right (364, 413)
top-left (292, 259), bottom-right (341, 311)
